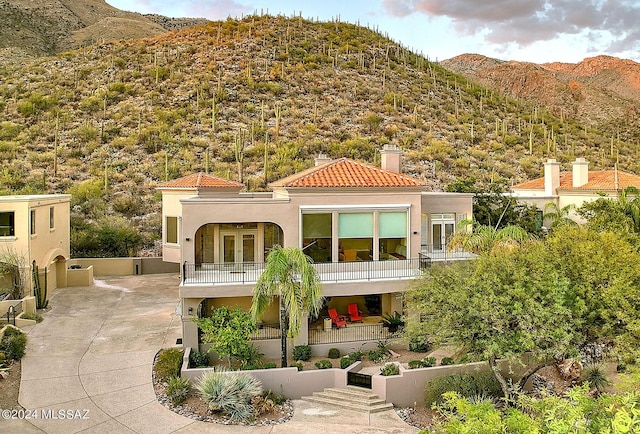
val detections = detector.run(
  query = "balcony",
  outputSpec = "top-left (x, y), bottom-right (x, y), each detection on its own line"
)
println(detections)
top-left (182, 256), bottom-right (430, 286)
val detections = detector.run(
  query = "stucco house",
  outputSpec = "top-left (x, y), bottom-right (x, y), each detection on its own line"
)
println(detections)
top-left (511, 158), bottom-right (640, 224)
top-left (0, 194), bottom-right (71, 299)
top-left (158, 145), bottom-right (473, 357)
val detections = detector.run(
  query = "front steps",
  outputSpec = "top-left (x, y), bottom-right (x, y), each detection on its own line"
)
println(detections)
top-left (301, 386), bottom-right (394, 413)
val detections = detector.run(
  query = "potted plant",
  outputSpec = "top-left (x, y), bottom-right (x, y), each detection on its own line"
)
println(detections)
top-left (381, 311), bottom-right (405, 333)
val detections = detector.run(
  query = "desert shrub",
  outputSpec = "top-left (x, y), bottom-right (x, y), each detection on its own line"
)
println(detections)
top-left (240, 344), bottom-right (264, 368)
top-left (263, 390), bottom-right (286, 405)
top-left (328, 348), bottom-right (341, 359)
top-left (349, 349), bottom-right (365, 361)
top-left (380, 363), bottom-right (400, 376)
top-left (252, 395), bottom-right (275, 415)
top-left (290, 361), bottom-right (303, 371)
top-left (189, 350), bottom-right (209, 368)
top-left (0, 327), bottom-right (27, 360)
top-left (262, 362), bottom-right (277, 369)
top-left (409, 335), bottom-right (430, 352)
top-left (292, 345), bottom-right (312, 361)
top-left (441, 357), bottom-right (455, 366)
top-left (315, 359), bottom-right (332, 369)
top-left (425, 372), bottom-right (503, 406)
top-left (166, 376), bottom-right (190, 405)
top-left (581, 364), bottom-right (612, 392)
top-left (0, 352), bottom-right (6, 368)
top-left (368, 348), bottom-right (387, 363)
top-left (20, 312), bottom-right (43, 323)
top-left (422, 357), bottom-right (437, 367)
top-left (196, 368), bottom-right (262, 422)
top-left (155, 348), bottom-right (183, 381)
top-left (340, 356), bottom-right (354, 369)
top-left (408, 360), bottom-right (423, 369)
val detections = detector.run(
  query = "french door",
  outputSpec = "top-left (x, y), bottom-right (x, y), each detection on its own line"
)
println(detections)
top-left (431, 217), bottom-right (455, 251)
top-left (220, 230), bottom-right (258, 264)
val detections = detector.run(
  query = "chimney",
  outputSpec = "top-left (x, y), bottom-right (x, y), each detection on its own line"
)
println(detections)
top-left (380, 144), bottom-right (402, 173)
top-left (544, 158), bottom-right (560, 196)
top-left (572, 158), bottom-right (589, 187)
top-left (314, 153), bottom-right (332, 166)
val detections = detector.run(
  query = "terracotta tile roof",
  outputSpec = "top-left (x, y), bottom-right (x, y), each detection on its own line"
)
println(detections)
top-left (512, 170), bottom-right (640, 191)
top-left (158, 172), bottom-right (244, 189)
top-left (270, 158), bottom-right (427, 188)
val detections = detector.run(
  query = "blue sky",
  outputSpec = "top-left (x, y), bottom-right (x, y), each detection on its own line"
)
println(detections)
top-left (106, 0), bottom-right (640, 63)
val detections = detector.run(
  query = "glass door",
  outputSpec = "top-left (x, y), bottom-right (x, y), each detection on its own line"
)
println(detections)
top-left (221, 233), bottom-right (236, 263)
top-left (431, 219), bottom-right (455, 251)
top-left (220, 230), bottom-right (258, 263)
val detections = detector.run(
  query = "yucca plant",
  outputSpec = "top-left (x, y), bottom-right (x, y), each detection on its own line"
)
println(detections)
top-left (166, 376), bottom-right (190, 405)
top-left (196, 368), bottom-right (263, 422)
top-left (581, 363), bottom-right (611, 394)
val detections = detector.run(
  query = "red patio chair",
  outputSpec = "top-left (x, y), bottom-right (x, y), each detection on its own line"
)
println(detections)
top-left (347, 303), bottom-right (363, 322)
top-left (328, 308), bottom-right (347, 328)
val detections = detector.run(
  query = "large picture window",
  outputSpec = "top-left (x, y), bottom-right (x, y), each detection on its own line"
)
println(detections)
top-left (338, 212), bottom-right (373, 262)
top-left (379, 211), bottom-right (407, 260)
top-left (302, 213), bottom-right (332, 263)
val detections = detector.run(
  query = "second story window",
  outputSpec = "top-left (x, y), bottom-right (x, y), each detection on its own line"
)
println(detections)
top-left (0, 212), bottom-right (15, 237)
top-left (30, 210), bottom-right (36, 235)
top-left (50, 207), bottom-right (55, 229)
top-left (166, 216), bottom-right (178, 244)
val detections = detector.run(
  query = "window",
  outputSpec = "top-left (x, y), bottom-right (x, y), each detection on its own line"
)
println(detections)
top-left (30, 210), bottom-right (36, 235)
top-left (338, 212), bottom-right (373, 261)
top-left (379, 211), bottom-right (407, 260)
top-left (0, 212), bottom-right (15, 236)
top-left (49, 207), bottom-right (55, 229)
top-left (166, 216), bottom-right (178, 244)
top-left (302, 213), bottom-right (332, 263)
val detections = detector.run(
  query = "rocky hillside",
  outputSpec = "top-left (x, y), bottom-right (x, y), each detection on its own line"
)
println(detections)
top-left (0, 0), bottom-right (206, 58)
top-left (0, 13), bottom-right (637, 253)
top-left (441, 54), bottom-right (640, 138)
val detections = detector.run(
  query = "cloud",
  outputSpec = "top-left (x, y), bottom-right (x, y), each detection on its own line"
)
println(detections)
top-left (382, 0), bottom-right (640, 54)
top-left (183, 0), bottom-right (253, 19)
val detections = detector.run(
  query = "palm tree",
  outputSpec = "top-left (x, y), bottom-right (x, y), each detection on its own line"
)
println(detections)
top-left (543, 202), bottom-right (578, 230)
top-left (251, 245), bottom-right (324, 367)
top-left (448, 220), bottom-right (535, 255)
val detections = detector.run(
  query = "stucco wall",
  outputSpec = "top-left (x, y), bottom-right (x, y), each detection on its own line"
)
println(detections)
top-left (67, 266), bottom-right (94, 287)
top-left (68, 257), bottom-right (179, 276)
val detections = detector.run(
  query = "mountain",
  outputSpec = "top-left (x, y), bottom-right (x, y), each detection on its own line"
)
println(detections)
top-left (441, 54), bottom-right (640, 136)
top-left (0, 0), bottom-right (206, 58)
top-left (0, 11), bottom-right (638, 253)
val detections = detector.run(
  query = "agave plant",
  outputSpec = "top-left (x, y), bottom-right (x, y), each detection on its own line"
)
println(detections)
top-left (196, 368), bottom-right (263, 422)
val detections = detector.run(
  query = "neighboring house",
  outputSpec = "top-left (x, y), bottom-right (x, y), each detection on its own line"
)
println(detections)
top-left (158, 145), bottom-right (473, 356)
top-left (0, 195), bottom-right (71, 298)
top-left (511, 158), bottom-right (640, 224)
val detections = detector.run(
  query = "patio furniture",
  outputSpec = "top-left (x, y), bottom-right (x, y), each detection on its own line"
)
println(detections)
top-left (347, 303), bottom-right (363, 322)
top-left (328, 308), bottom-right (347, 328)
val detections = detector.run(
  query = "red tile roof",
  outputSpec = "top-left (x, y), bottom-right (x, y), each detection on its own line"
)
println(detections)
top-left (158, 173), bottom-right (244, 189)
top-left (512, 170), bottom-right (640, 191)
top-left (270, 158), bottom-right (427, 188)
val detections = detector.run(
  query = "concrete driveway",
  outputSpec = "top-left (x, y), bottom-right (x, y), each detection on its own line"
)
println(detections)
top-left (4, 274), bottom-right (416, 433)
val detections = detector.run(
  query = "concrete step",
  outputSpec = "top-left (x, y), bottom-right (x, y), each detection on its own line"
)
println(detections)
top-left (301, 387), bottom-right (394, 414)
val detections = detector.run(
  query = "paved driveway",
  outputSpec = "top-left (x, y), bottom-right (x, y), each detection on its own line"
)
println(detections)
top-left (4, 274), bottom-right (416, 433)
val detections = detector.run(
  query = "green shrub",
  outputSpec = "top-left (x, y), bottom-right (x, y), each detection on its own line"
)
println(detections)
top-left (262, 362), bottom-right (277, 369)
top-left (368, 348), bottom-right (387, 363)
top-left (328, 348), bottom-right (341, 359)
top-left (189, 350), bottom-right (209, 368)
top-left (241, 364), bottom-right (257, 371)
top-left (441, 357), bottom-right (455, 366)
top-left (0, 352), bottom-right (6, 368)
top-left (155, 348), bottom-right (184, 381)
top-left (425, 372), bottom-right (503, 406)
top-left (422, 356), bottom-right (437, 367)
top-left (380, 363), bottom-right (400, 376)
top-left (263, 390), bottom-right (286, 405)
top-left (581, 364), bottom-right (612, 392)
top-left (167, 376), bottom-right (190, 405)
top-left (0, 328), bottom-right (27, 360)
top-left (196, 368), bottom-right (262, 422)
top-left (291, 361), bottom-right (303, 371)
top-left (20, 313), bottom-right (43, 323)
top-left (349, 350), bottom-right (365, 361)
top-left (409, 335), bottom-right (430, 352)
top-left (293, 345), bottom-right (312, 361)
top-left (408, 360), bottom-right (423, 369)
top-left (315, 359), bottom-right (333, 369)
top-left (340, 356), bottom-right (354, 369)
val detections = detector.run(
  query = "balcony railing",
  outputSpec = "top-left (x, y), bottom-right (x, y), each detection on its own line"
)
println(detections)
top-left (420, 243), bottom-right (476, 261)
top-left (182, 255), bottom-right (431, 285)
top-left (308, 323), bottom-right (400, 345)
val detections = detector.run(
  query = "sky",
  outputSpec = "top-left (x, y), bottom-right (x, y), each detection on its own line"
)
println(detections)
top-left (105, 0), bottom-right (640, 64)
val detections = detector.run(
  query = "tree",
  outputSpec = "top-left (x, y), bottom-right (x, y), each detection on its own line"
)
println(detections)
top-left (543, 202), bottom-right (578, 230)
top-left (408, 243), bottom-right (578, 398)
top-left (448, 221), bottom-right (535, 255)
top-left (195, 306), bottom-right (257, 367)
top-left (251, 246), bottom-right (324, 368)
top-left (577, 187), bottom-right (640, 237)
